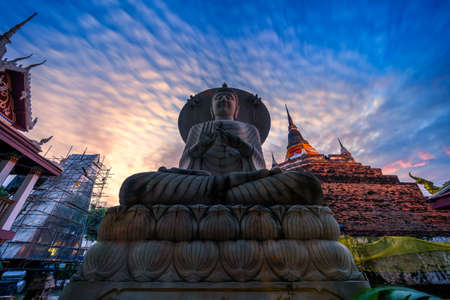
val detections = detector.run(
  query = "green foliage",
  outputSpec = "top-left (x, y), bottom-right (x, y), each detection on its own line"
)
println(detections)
top-left (0, 186), bottom-right (9, 198)
top-left (85, 204), bottom-right (107, 240)
top-left (351, 286), bottom-right (443, 300)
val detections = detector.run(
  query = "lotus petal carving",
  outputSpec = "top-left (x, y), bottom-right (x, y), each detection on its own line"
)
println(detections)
top-left (128, 241), bottom-right (174, 281)
top-left (151, 204), bottom-right (168, 220)
top-left (157, 205), bottom-right (197, 241)
top-left (98, 205), bottom-right (155, 241)
top-left (82, 242), bottom-right (127, 281)
top-left (317, 207), bottom-right (340, 240)
top-left (263, 240), bottom-right (309, 281)
top-left (124, 205), bottom-right (156, 240)
top-left (241, 205), bottom-right (280, 240)
top-left (270, 205), bottom-right (286, 223)
top-left (306, 240), bottom-right (353, 280)
top-left (199, 205), bottom-right (239, 240)
top-left (97, 206), bottom-right (127, 241)
top-left (174, 241), bottom-right (218, 282)
top-left (283, 205), bottom-right (322, 240)
top-left (204, 259), bottom-right (233, 282)
top-left (230, 205), bottom-right (247, 221)
top-left (254, 260), bottom-right (279, 281)
top-left (220, 240), bottom-right (263, 282)
top-left (190, 204), bottom-right (208, 222)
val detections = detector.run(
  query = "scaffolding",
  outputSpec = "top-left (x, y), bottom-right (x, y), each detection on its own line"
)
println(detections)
top-left (0, 153), bottom-right (111, 264)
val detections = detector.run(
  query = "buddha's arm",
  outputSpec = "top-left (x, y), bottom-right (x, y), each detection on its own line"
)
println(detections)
top-left (245, 123), bottom-right (266, 169)
top-left (179, 123), bottom-right (216, 168)
top-left (217, 127), bottom-right (254, 157)
top-left (237, 140), bottom-right (254, 157)
top-left (188, 141), bottom-right (214, 158)
top-left (188, 125), bottom-right (217, 158)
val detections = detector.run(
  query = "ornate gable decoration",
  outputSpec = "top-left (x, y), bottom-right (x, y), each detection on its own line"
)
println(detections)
top-left (0, 13), bottom-right (43, 132)
top-left (0, 71), bottom-right (15, 123)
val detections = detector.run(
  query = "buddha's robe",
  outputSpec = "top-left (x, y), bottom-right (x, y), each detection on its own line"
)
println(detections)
top-left (119, 120), bottom-right (323, 207)
top-left (179, 120), bottom-right (265, 175)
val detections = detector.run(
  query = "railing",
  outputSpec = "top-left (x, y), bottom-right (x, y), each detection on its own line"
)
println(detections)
top-left (0, 196), bottom-right (14, 221)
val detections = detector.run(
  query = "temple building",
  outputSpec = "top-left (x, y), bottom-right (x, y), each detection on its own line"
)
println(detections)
top-left (428, 186), bottom-right (450, 210)
top-left (274, 105), bottom-right (450, 292)
top-left (409, 173), bottom-right (450, 210)
top-left (0, 14), bottom-right (62, 243)
top-left (0, 16), bottom-right (113, 286)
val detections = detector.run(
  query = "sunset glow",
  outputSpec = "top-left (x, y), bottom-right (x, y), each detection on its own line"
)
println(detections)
top-left (2, 1), bottom-right (449, 205)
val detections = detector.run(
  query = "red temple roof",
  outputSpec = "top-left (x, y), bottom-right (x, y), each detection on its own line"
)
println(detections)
top-left (0, 110), bottom-right (61, 176)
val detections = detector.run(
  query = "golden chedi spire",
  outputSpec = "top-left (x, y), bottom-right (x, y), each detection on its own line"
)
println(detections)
top-left (285, 104), bottom-right (318, 160)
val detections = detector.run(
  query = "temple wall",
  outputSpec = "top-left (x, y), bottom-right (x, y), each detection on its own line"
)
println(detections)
top-left (324, 182), bottom-right (448, 236)
top-left (280, 155), bottom-right (450, 237)
top-left (323, 182), bottom-right (425, 212)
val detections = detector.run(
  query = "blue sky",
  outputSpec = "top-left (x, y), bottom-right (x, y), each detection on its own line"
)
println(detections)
top-left (2, 0), bottom-right (449, 204)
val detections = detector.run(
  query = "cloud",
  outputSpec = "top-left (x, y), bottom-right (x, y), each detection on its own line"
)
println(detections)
top-left (382, 160), bottom-right (427, 175)
top-left (445, 147), bottom-right (450, 156)
top-left (2, 1), bottom-right (449, 205)
top-left (418, 151), bottom-right (435, 161)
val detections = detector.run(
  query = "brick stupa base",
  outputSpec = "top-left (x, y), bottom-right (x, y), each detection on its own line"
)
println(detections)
top-left (279, 154), bottom-right (449, 237)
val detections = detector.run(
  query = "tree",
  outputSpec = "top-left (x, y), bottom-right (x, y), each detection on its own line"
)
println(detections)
top-left (85, 205), bottom-right (107, 240)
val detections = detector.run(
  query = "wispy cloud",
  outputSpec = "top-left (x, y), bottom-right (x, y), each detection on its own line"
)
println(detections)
top-left (382, 160), bottom-right (427, 175)
top-left (444, 147), bottom-right (450, 157)
top-left (418, 152), bottom-right (435, 161)
top-left (1, 0), bottom-right (449, 204)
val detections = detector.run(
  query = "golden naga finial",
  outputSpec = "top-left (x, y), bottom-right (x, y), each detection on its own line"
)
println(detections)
top-left (409, 172), bottom-right (450, 194)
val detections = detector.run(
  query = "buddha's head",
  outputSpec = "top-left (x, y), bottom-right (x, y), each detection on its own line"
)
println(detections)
top-left (211, 84), bottom-right (240, 120)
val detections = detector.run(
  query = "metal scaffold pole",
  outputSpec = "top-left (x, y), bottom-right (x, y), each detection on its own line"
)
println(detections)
top-left (0, 153), bottom-right (111, 266)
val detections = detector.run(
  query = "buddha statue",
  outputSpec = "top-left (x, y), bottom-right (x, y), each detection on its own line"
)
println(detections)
top-left (179, 85), bottom-right (265, 175)
top-left (119, 85), bottom-right (323, 207)
top-left (61, 84), bottom-right (368, 300)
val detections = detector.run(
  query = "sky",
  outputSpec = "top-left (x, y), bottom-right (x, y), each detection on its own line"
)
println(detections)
top-left (2, 0), bottom-right (449, 205)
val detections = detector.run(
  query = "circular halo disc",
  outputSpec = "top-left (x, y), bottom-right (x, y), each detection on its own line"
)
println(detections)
top-left (178, 87), bottom-right (271, 144)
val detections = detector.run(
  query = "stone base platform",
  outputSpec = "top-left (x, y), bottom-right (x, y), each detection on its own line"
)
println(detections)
top-left (60, 281), bottom-right (370, 300)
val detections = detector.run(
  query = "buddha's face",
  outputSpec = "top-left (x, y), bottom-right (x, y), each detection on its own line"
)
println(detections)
top-left (212, 92), bottom-right (238, 120)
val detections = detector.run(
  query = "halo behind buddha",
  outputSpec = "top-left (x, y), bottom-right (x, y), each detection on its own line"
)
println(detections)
top-left (178, 85), bottom-right (271, 144)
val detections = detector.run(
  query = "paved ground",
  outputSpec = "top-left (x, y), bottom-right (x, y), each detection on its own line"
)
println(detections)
top-left (13, 288), bottom-right (61, 299)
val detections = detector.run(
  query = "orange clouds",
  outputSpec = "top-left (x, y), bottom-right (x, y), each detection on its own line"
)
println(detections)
top-left (382, 159), bottom-right (427, 174)
top-left (382, 151), bottom-right (436, 174)
top-left (6, 1), bottom-right (447, 208)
